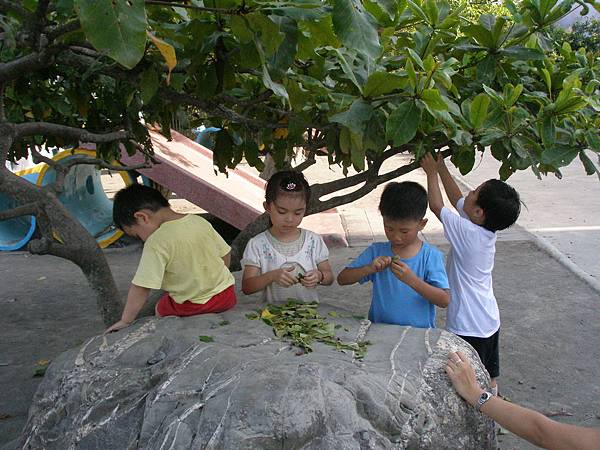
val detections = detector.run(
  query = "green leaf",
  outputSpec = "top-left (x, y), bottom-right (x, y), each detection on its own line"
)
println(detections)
top-left (579, 151), bottom-right (600, 181)
top-left (76, 0), bottom-right (147, 69)
top-left (332, 0), bottom-right (381, 59)
top-left (405, 58), bottom-right (417, 89)
top-left (218, 320), bottom-right (230, 326)
top-left (498, 46), bottom-right (545, 60)
top-left (386, 101), bottom-right (422, 146)
top-left (452, 147), bottom-right (475, 175)
top-left (421, 89), bottom-right (448, 111)
top-left (540, 116), bottom-right (555, 148)
top-left (482, 85), bottom-right (503, 104)
top-left (350, 131), bottom-right (366, 171)
top-left (505, 84), bottom-right (523, 107)
top-left (541, 146), bottom-right (579, 167)
top-left (329, 99), bottom-right (373, 132)
top-left (470, 94), bottom-right (490, 129)
top-left (363, 72), bottom-right (405, 97)
top-left (586, 131), bottom-right (600, 152)
top-left (199, 335), bottom-right (214, 342)
top-left (540, 68), bottom-right (552, 95)
top-left (230, 15), bottom-right (253, 43)
top-left (247, 13), bottom-right (285, 56)
top-left (139, 69), bottom-right (159, 104)
top-left (407, 48), bottom-right (425, 70)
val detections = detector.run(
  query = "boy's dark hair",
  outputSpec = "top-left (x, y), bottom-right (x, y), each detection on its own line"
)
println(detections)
top-left (112, 184), bottom-right (169, 229)
top-left (378, 181), bottom-right (427, 221)
top-left (477, 179), bottom-right (521, 232)
top-left (265, 170), bottom-right (311, 205)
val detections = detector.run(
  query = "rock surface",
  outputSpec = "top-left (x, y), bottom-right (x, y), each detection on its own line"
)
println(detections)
top-left (17, 302), bottom-right (495, 449)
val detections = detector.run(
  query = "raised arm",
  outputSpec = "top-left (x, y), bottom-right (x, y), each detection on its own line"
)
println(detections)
top-left (420, 153), bottom-right (444, 219)
top-left (437, 156), bottom-right (463, 208)
top-left (446, 351), bottom-right (600, 450)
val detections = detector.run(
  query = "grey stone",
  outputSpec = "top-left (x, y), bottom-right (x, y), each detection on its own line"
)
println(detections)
top-left (17, 303), bottom-right (495, 449)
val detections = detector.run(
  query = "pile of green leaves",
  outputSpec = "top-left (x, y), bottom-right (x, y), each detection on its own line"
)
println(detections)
top-left (246, 301), bottom-right (370, 359)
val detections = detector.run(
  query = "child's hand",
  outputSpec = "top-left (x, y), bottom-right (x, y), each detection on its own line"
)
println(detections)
top-left (420, 153), bottom-right (439, 174)
top-left (299, 270), bottom-right (321, 288)
top-left (273, 266), bottom-right (298, 287)
top-left (390, 259), bottom-right (416, 284)
top-left (104, 319), bottom-right (131, 334)
top-left (370, 256), bottom-right (392, 273)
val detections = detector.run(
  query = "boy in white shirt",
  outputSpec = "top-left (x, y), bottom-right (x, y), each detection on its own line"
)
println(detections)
top-left (421, 153), bottom-right (521, 391)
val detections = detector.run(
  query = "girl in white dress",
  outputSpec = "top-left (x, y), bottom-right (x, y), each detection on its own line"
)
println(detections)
top-left (241, 171), bottom-right (334, 303)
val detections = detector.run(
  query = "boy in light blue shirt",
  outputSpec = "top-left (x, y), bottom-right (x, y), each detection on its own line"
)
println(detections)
top-left (337, 182), bottom-right (450, 328)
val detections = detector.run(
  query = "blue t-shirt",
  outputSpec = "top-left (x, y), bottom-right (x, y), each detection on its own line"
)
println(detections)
top-left (347, 241), bottom-right (449, 328)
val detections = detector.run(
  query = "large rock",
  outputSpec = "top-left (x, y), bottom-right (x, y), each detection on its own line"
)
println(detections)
top-left (17, 302), bottom-right (495, 449)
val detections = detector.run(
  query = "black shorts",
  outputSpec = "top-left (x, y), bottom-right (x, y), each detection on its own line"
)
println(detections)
top-left (457, 329), bottom-right (500, 379)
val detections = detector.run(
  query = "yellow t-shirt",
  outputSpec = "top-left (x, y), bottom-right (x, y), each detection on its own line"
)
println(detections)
top-left (132, 215), bottom-right (234, 304)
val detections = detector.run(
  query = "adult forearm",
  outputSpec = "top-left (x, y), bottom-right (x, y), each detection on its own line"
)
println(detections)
top-left (121, 284), bottom-right (151, 323)
top-left (438, 163), bottom-right (463, 207)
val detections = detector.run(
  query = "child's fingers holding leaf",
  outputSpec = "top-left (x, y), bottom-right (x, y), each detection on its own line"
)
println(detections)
top-left (391, 259), bottom-right (415, 282)
top-left (300, 270), bottom-right (319, 288)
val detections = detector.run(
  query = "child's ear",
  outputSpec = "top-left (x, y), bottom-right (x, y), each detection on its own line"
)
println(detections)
top-left (263, 201), bottom-right (270, 212)
top-left (418, 218), bottom-right (428, 230)
top-left (473, 207), bottom-right (485, 223)
top-left (133, 210), bottom-right (150, 224)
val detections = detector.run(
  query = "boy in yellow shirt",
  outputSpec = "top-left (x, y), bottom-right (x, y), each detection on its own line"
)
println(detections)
top-left (105, 185), bottom-right (236, 333)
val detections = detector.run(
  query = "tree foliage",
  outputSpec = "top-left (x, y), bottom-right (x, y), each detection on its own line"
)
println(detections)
top-left (1, 0), bottom-right (600, 321)
top-left (550, 18), bottom-right (600, 54)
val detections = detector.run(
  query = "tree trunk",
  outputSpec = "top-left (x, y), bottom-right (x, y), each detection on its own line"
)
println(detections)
top-left (0, 167), bottom-right (122, 326)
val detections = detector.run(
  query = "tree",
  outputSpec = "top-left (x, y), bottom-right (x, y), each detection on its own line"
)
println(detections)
top-left (549, 18), bottom-right (600, 53)
top-left (1, 0), bottom-right (599, 324)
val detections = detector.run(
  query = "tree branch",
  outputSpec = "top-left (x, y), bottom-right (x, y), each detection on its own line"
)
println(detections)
top-left (46, 19), bottom-right (81, 42)
top-left (0, 48), bottom-right (59, 82)
top-left (145, 0), bottom-right (244, 14)
top-left (0, 202), bottom-right (38, 221)
top-left (0, 0), bottom-right (32, 19)
top-left (15, 122), bottom-right (131, 142)
top-left (162, 89), bottom-right (282, 129)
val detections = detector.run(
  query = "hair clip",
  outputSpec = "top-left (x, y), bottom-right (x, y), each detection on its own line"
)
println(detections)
top-left (284, 182), bottom-right (297, 190)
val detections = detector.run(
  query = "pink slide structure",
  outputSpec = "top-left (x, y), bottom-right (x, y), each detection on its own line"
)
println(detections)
top-left (120, 130), bottom-right (347, 247)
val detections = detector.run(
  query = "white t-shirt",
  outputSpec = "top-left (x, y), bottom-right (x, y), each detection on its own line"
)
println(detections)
top-left (441, 198), bottom-right (499, 337)
top-left (242, 229), bottom-right (329, 303)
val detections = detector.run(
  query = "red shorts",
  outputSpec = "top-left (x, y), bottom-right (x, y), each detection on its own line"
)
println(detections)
top-left (156, 285), bottom-right (236, 317)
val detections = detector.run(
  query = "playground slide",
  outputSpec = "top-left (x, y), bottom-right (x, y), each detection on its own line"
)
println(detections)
top-left (120, 130), bottom-right (348, 247)
top-left (1, 149), bottom-right (134, 251)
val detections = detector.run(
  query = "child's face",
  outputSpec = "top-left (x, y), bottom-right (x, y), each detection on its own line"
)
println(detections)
top-left (382, 217), bottom-right (426, 251)
top-left (264, 194), bottom-right (306, 235)
top-left (463, 184), bottom-right (485, 225)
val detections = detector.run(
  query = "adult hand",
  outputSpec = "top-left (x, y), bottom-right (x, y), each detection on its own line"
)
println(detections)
top-left (273, 266), bottom-right (298, 287)
top-left (390, 259), bottom-right (416, 284)
top-left (300, 269), bottom-right (321, 288)
top-left (370, 256), bottom-right (392, 273)
top-left (104, 319), bottom-right (131, 334)
top-left (445, 351), bottom-right (483, 406)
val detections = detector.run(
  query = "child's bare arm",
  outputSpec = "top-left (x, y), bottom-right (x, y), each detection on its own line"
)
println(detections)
top-left (301, 260), bottom-right (335, 288)
top-left (390, 260), bottom-right (450, 307)
top-left (105, 284), bottom-right (151, 333)
top-left (437, 156), bottom-right (463, 209)
top-left (316, 260), bottom-right (334, 286)
top-left (421, 154), bottom-right (444, 219)
top-left (241, 265), bottom-right (297, 294)
top-left (337, 256), bottom-right (391, 285)
top-left (221, 251), bottom-right (231, 268)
